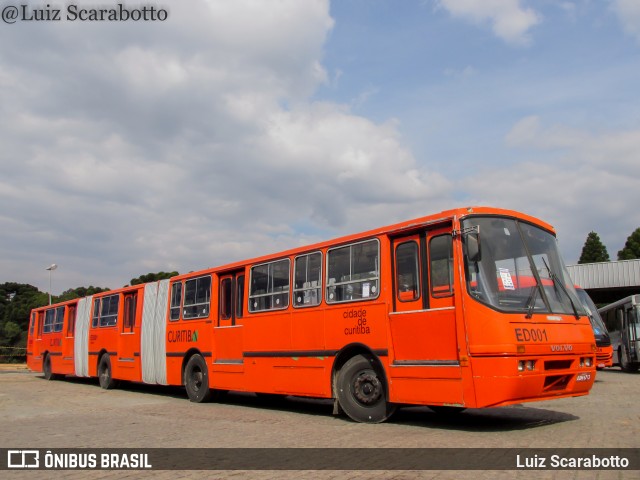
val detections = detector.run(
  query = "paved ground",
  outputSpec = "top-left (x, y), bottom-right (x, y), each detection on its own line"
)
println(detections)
top-left (0, 366), bottom-right (638, 479)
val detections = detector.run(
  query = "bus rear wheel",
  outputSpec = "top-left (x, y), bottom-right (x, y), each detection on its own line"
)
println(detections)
top-left (336, 354), bottom-right (396, 423)
top-left (184, 354), bottom-right (212, 403)
top-left (98, 354), bottom-right (119, 389)
top-left (619, 346), bottom-right (639, 373)
top-left (43, 354), bottom-right (59, 381)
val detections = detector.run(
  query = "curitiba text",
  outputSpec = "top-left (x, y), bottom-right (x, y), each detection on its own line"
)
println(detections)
top-left (1, 4), bottom-right (168, 24)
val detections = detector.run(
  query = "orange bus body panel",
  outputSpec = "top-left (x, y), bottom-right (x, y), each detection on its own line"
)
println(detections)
top-left (27, 299), bottom-right (79, 377)
top-left (87, 285), bottom-right (146, 382)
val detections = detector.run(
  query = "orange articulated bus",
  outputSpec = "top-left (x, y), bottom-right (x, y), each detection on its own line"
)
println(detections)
top-left (27, 206), bottom-right (597, 423)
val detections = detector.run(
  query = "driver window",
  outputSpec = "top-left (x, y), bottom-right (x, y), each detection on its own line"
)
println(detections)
top-left (429, 235), bottom-right (453, 297)
top-left (396, 242), bottom-right (420, 302)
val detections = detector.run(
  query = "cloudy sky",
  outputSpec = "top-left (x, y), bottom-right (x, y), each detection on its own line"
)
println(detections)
top-left (1, 0), bottom-right (639, 294)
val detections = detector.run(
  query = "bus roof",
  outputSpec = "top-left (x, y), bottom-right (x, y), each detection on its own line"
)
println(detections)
top-left (171, 205), bottom-right (554, 281)
top-left (598, 294), bottom-right (640, 314)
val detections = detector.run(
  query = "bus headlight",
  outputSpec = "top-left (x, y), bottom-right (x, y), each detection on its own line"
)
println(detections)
top-left (579, 357), bottom-right (593, 368)
top-left (518, 360), bottom-right (536, 371)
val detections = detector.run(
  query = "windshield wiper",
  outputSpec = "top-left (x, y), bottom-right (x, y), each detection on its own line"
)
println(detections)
top-left (542, 258), bottom-right (580, 319)
top-left (525, 286), bottom-right (540, 319)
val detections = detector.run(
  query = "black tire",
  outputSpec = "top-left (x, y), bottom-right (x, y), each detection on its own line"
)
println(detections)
top-left (98, 354), bottom-right (119, 389)
top-left (43, 354), bottom-right (57, 381)
top-left (336, 354), bottom-right (396, 423)
top-left (184, 354), bottom-right (212, 403)
top-left (619, 346), bottom-right (640, 373)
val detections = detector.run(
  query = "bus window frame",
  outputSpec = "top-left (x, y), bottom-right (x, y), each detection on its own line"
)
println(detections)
top-left (395, 240), bottom-right (421, 303)
top-left (326, 238), bottom-right (380, 305)
top-left (92, 294), bottom-right (120, 328)
top-left (249, 258), bottom-right (291, 313)
top-left (53, 306), bottom-right (65, 333)
top-left (219, 277), bottom-right (233, 321)
top-left (169, 281), bottom-right (183, 322)
top-left (293, 251), bottom-right (323, 308)
top-left (182, 275), bottom-right (212, 320)
top-left (43, 309), bottom-right (56, 334)
top-left (429, 234), bottom-right (454, 298)
top-left (66, 304), bottom-right (77, 337)
top-left (123, 293), bottom-right (136, 334)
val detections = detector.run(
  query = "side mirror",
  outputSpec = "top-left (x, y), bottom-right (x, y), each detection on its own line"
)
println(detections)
top-left (464, 231), bottom-right (481, 262)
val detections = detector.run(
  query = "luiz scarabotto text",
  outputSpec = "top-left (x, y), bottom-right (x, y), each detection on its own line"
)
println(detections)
top-left (516, 454), bottom-right (630, 469)
top-left (1, 3), bottom-right (168, 24)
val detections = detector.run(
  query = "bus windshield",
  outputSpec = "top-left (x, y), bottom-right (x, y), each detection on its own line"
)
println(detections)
top-left (462, 216), bottom-right (585, 317)
top-left (576, 288), bottom-right (609, 342)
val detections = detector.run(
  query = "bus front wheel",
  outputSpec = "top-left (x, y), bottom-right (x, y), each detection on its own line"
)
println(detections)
top-left (98, 354), bottom-right (119, 389)
top-left (336, 354), bottom-right (396, 423)
top-left (184, 354), bottom-right (212, 403)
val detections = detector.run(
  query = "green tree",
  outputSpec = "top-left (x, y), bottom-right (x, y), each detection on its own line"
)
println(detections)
top-left (618, 227), bottom-right (640, 260)
top-left (578, 232), bottom-right (610, 264)
top-left (0, 283), bottom-right (48, 362)
top-left (130, 271), bottom-right (179, 286)
top-left (57, 286), bottom-right (110, 302)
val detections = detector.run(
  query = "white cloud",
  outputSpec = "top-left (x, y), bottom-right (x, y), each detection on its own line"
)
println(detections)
top-left (461, 117), bottom-right (640, 263)
top-left (434, 0), bottom-right (541, 46)
top-left (610, 0), bottom-right (640, 43)
top-left (0, 0), bottom-right (451, 292)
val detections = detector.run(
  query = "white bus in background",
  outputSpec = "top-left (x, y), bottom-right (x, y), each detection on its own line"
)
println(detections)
top-left (598, 295), bottom-right (640, 372)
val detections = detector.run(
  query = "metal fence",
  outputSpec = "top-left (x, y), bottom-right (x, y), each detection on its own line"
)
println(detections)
top-left (0, 346), bottom-right (27, 363)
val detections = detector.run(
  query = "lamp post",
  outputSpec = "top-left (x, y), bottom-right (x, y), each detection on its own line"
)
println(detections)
top-left (46, 264), bottom-right (57, 305)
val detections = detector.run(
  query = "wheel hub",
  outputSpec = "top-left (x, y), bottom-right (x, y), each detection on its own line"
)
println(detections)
top-left (191, 370), bottom-right (203, 390)
top-left (353, 373), bottom-right (381, 405)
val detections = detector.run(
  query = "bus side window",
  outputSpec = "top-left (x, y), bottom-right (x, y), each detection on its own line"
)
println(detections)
top-left (396, 242), bottom-right (420, 302)
top-left (183, 275), bottom-right (212, 320)
top-left (44, 309), bottom-right (55, 334)
top-left (220, 278), bottom-right (232, 320)
top-left (249, 259), bottom-right (290, 312)
top-left (123, 294), bottom-right (136, 333)
top-left (170, 282), bottom-right (182, 321)
top-left (37, 312), bottom-right (44, 337)
top-left (100, 295), bottom-right (119, 327)
top-left (67, 305), bottom-right (76, 337)
top-left (236, 275), bottom-right (244, 319)
top-left (429, 235), bottom-right (453, 297)
top-left (53, 306), bottom-right (65, 332)
top-left (294, 252), bottom-right (322, 307)
top-left (326, 240), bottom-right (379, 304)
top-left (92, 299), bottom-right (100, 328)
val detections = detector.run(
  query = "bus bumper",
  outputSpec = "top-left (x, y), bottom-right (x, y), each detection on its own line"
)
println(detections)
top-left (470, 355), bottom-right (596, 408)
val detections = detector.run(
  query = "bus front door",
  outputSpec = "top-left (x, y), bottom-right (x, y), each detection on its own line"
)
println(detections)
top-left (388, 227), bottom-right (462, 404)
top-left (213, 271), bottom-right (245, 383)
top-left (117, 292), bottom-right (139, 381)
